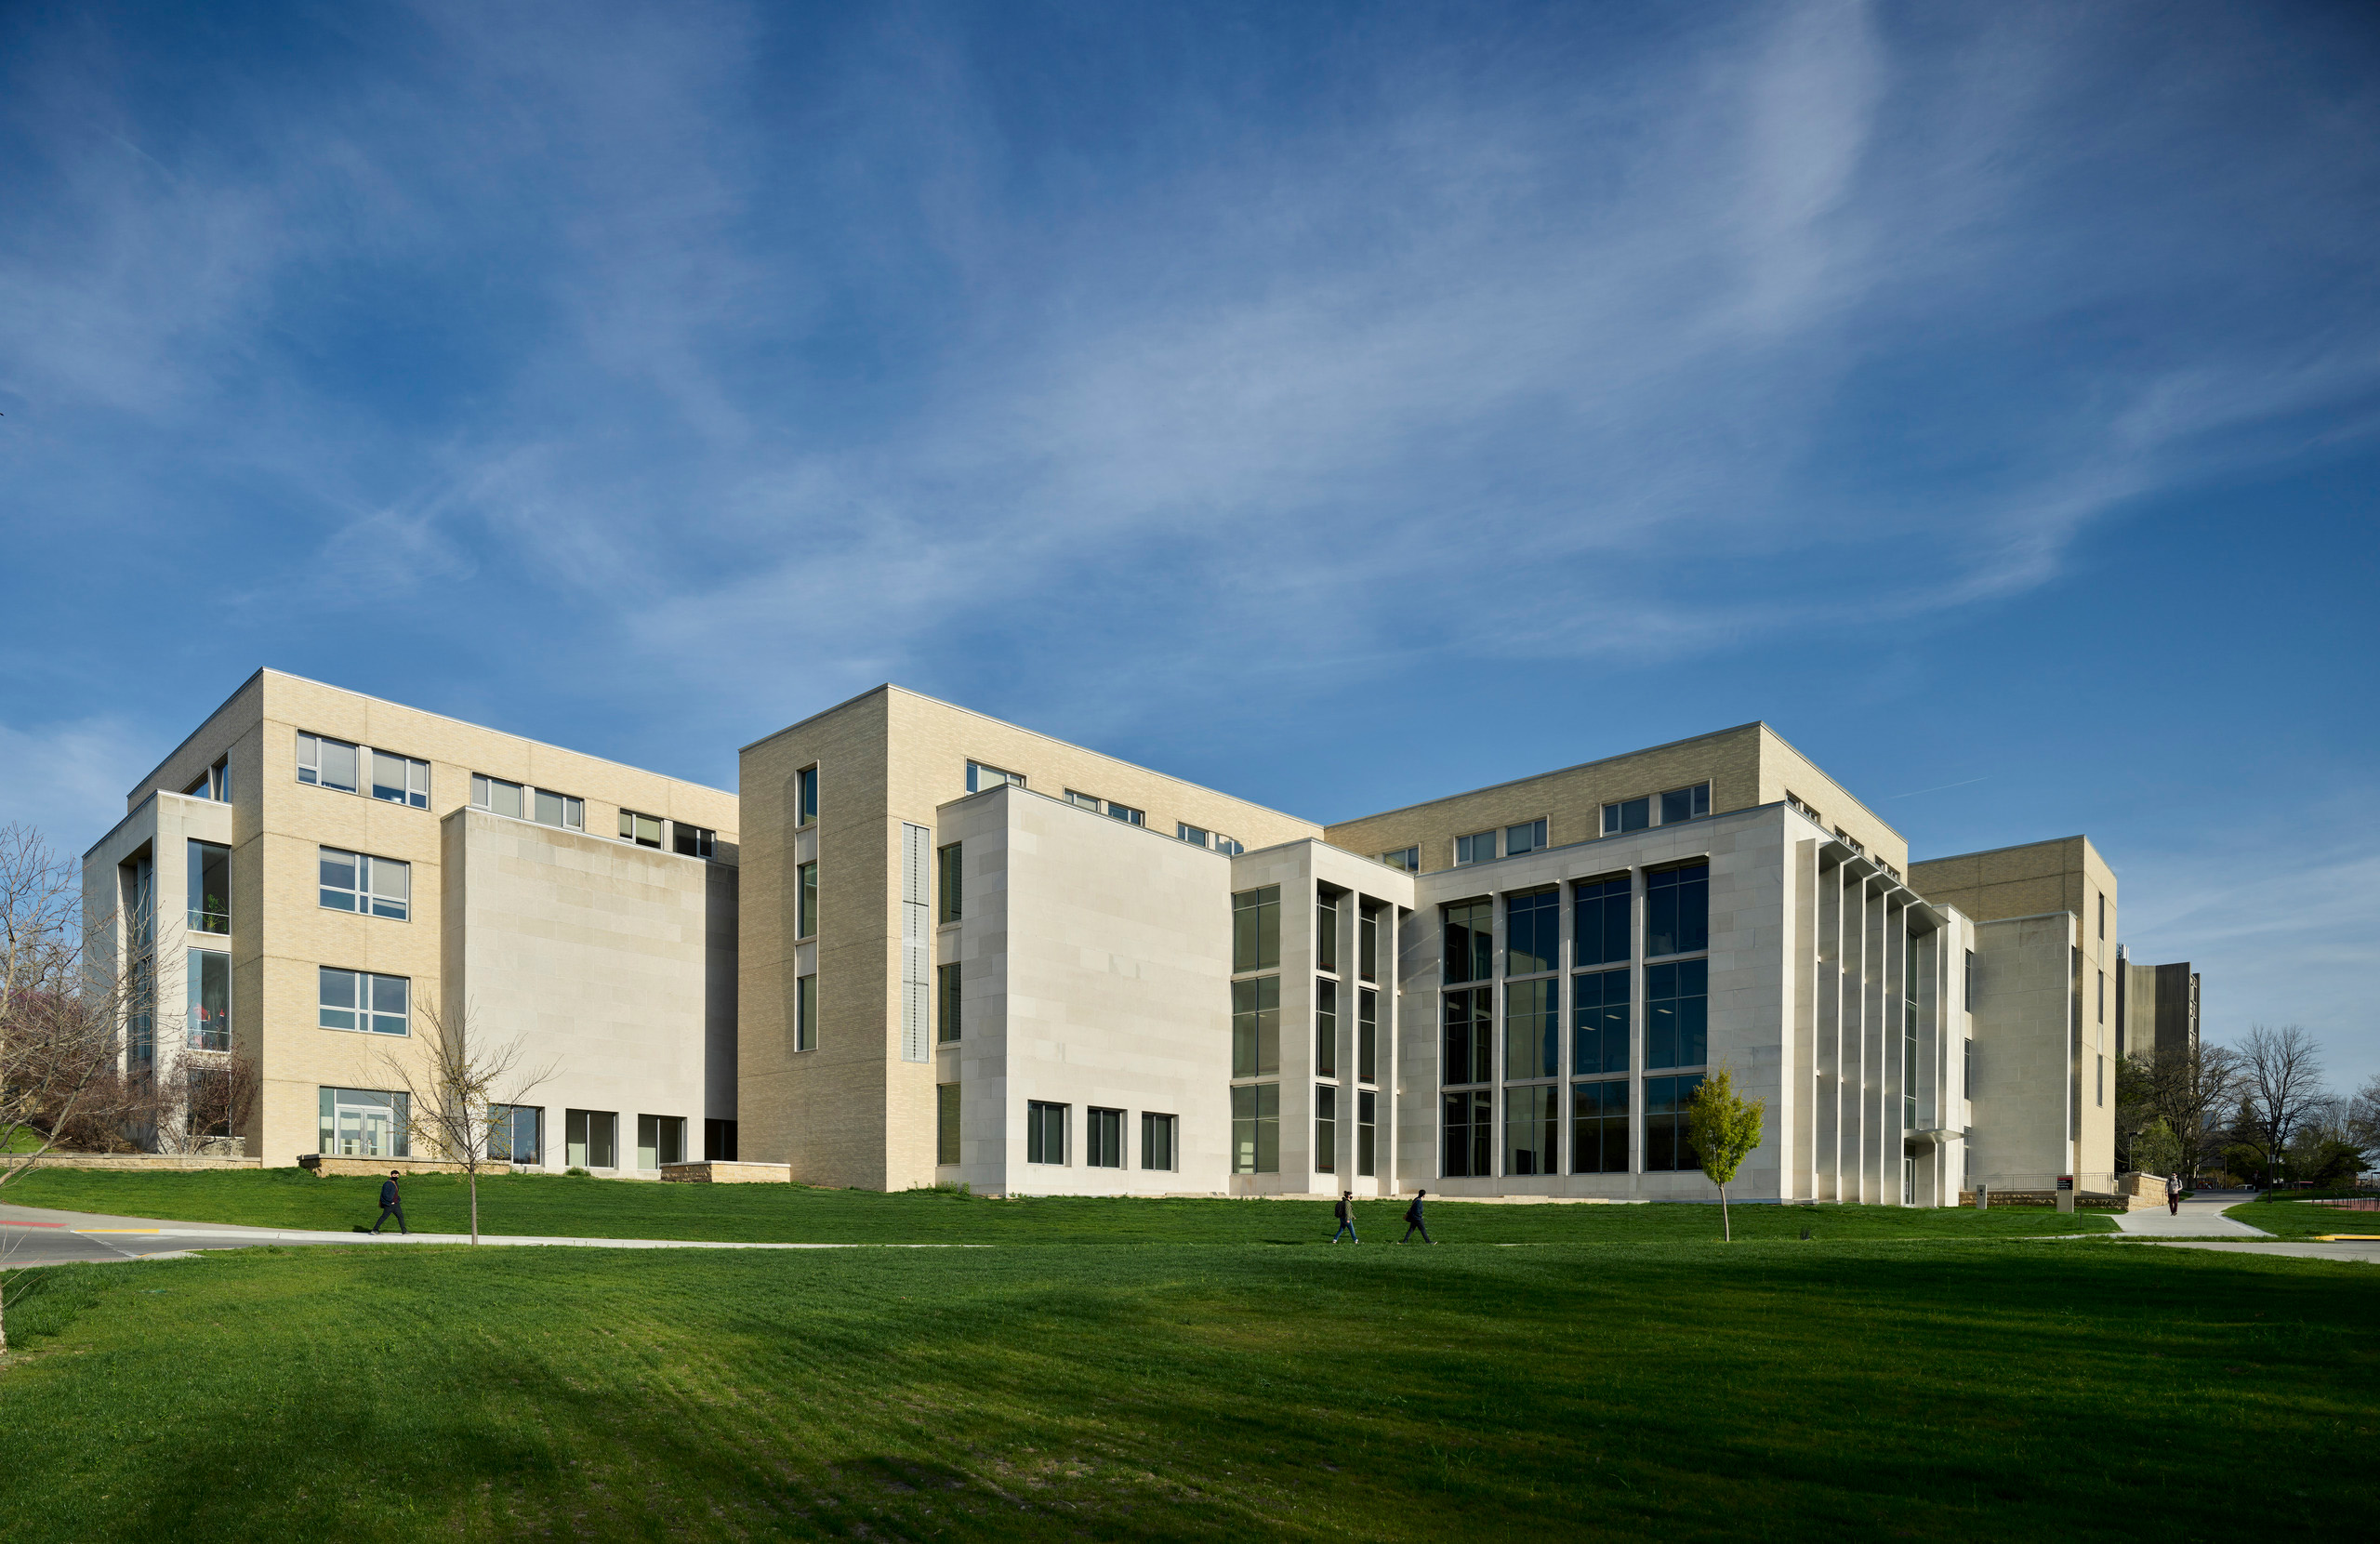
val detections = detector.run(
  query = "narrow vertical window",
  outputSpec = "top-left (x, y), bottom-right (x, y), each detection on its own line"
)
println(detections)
top-left (937, 1084), bottom-right (962, 1166)
top-left (1572, 969), bottom-right (1629, 1075)
top-left (1643, 1074), bottom-right (1706, 1170)
top-left (1442, 1089), bottom-right (1493, 1177)
top-left (1356, 1089), bottom-right (1376, 1177)
top-left (798, 861), bottom-right (819, 937)
top-left (1141, 1112), bottom-right (1177, 1171)
top-left (1359, 904), bottom-right (1380, 983)
top-left (796, 973), bottom-right (818, 1051)
top-left (1645, 960), bottom-right (1708, 1069)
top-left (1231, 886), bottom-right (1281, 972)
top-left (937, 961), bottom-right (962, 1042)
top-left (1231, 1085), bottom-right (1278, 1173)
top-left (1573, 876), bottom-right (1632, 968)
top-left (1357, 988), bottom-right (1378, 1085)
top-left (1087, 1107), bottom-right (1124, 1168)
top-left (1506, 890), bottom-right (1559, 975)
top-left (187, 840), bottom-right (231, 935)
top-left (1570, 1080), bottom-right (1628, 1174)
top-left (1232, 977), bottom-right (1281, 1076)
top-left (937, 843), bottom-right (961, 924)
top-left (799, 765), bottom-right (819, 824)
top-left (1316, 892), bottom-right (1340, 973)
top-left (1442, 901), bottom-right (1492, 984)
top-left (187, 949), bottom-right (231, 1051)
top-left (1505, 1085), bottom-right (1560, 1176)
top-left (1316, 978), bottom-right (1338, 1078)
top-left (1505, 979), bottom-right (1559, 1081)
top-left (1316, 1085), bottom-right (1338, 1174)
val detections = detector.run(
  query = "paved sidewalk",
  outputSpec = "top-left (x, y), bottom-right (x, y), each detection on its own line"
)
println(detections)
top-left (2145, 1239), bottom-right (2380, 1265)
top-left (0, 1201), bottom-right (961, 1268)
top-left (2111, 1194), bottom-right (2271, 1239)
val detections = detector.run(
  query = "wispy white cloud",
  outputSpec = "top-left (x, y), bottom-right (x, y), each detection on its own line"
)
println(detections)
top-left (0, 716), bottom-right (150, 852)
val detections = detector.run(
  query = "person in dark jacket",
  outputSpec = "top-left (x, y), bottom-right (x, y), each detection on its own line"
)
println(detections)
top-left (2166, 1176), bottom-right (2180, 1216)
top-left (371, 1170), bottom-right (408, 1234)
top-left (1401, 1189), bottom-right (1434, 1244)
top-left (1331, 1191), bottom-right (1359, 1244)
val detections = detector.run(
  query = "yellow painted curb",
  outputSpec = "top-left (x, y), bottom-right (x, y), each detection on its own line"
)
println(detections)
top-left (2313, 1234), bottom-right (2380, 1242)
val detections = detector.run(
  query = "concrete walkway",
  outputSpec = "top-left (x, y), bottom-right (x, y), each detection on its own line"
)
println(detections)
top-left (2143, 1238), bottom-right (2380, 1265)
top-left (0, 1202), bottom-right (965, 1269)
top-left (2110, 1192), bottom-right (2271, 1239)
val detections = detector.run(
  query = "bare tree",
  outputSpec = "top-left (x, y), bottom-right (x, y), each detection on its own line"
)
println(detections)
top-left (0, 824), bottom-right (152, 1355)
top-left (2349, 1073), bottom-right (2380, 1169)
top-left (2238, 1024), bottom-right (2327, 1177)
top-left (2118, 1041), bottom-right (2243, 1180)
top-left (149, 1049), bottom-right (263, 1156)
top-left (378, 1002), bottom-right (553, 1245)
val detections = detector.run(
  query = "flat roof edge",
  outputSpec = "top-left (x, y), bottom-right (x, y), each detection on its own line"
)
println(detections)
top-left (1325, 721), bottom-right (1777, 830)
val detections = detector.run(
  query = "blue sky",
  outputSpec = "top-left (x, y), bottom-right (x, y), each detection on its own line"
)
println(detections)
top-left (3, 2), bottom-right (2376, 1086)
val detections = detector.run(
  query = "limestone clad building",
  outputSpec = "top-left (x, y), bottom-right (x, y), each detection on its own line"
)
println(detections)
top-left (86, 672), bottom-right (2146, 1202)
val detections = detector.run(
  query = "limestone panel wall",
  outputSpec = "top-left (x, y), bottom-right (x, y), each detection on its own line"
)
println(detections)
top-left (1965, 912), bottom-right (2078, 1186)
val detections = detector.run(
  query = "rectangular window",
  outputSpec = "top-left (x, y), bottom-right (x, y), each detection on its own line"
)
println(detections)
top-left (938, 961), bottom-right (962, 1042)
top-left (1505, 977), bottom-right (1559, 1080)
top-left (620, 809), bottom-right (663, 848)
top-left (1232, 976), bottom-right (1281, 1077)
top-left (1455, 830), bottom-right (1496, 865)
top-left (370, 749), bottom-right (430, 809)
top-left (1231, 1083), bottom-right (1279, 1173)
top-left (1571, 1080), bottom-right (1628, 1174)
top-left (317, 967), bottom-right (408, 1036)
top-left (1442, 986), bottom-right (1495, 1086)
top-left (1643, 1074), bottom-right (1706, 1171)
top-left (1316, 892), bottom-right (1340, 973)
top-left (1178, 822), bottom-right (1211, 849)
top-left (2097, 970), bottom-right (2106, 1024)
top-left (565, 1109), bottom-right (618, 1168)
top-left (1572, 967), bottom-right (1630, 1075)
top-left (2097, 1054), bottom-right (2106, 1107)
top-left (1086, 1107), bottom-right (1124, 1168)
top-left (1442, 1089), bottom-right (1493, 1177)
top-left (187, 839), bottom-right (231, 935)
top-left (1214, 835), bottom-right (1245, 857)
top-left (1380, 846), bottom-right (1418, 872)
top-left (1316, 978), bottom-right (1338, 1078)
top-left (469, 774), bottom-right (522, 820)
top-left (532, 786), bottom-right (584, 830)
top-left (1574, 875), bottom-right (1631, 967)
top-left (637, 1114), bottom-right (687, 1168)
top-left (938, 1083), bottom-right (962, 1165)
top-left (1025, 1100), bottom-right (1067, 1164)
top-left (1646, 863), bottom-right (1710, 957)
top-left (1659, 784), bottom-right (1712, 825)
top-left (1505, 818), bottom-right (1547, 856)
top-left (2097, 892), bottom-right (2106, 940)
top-left (1442, 900), bottom-right (1493, 984)
top-left (298, 733), bottom-right (360, 794)
top-left (1232, 885), bottom-right (1281, 972)
top-left (318, 848), bottom-right (409, 921)
top-left (1065, 789), bottom-right (1102, 812)
top-left (318, 1087), bottom-right (410, 1158)
top-left (705, 1118), bottom-right (738, 1162)
top-left (1506, 1084), bottom-right (1560, 1176)
top-left (1964, 1037), bottom-right (1974, 1098)
top-left (936, 843), bottom-right (960, 924)
top-left (186, 948), bottom-right (231, 1050)
top-left (1357, 988), bottom-right (1378, 1085)
top-left (798, 765), bottom-right (819, 824)
top-left (1603, 797), bottom-right (1649, 835)
top-left (1316, 1085), bottom-right (1338, 1174)
top-left (1359, 904), bottom-right (1380, 983)
top-left (673, 823), bottom-right (716, 859)
top-left (1357, 1089), bottom-right (1376, 1176)
top-left (1141, 1112), bottom-right (1177, 1170)
top-left (1506, 890), bottom-right (1559, 975)
top-left (1964, 949), bottom-right (1977, 1010)
top-left (187, 754), bottom-right (231, 802)
top-left (491, 1104), bottom-right (542, 1165)
top-left (1106, 801), bottom-right (1144, 826)
top-left (798, 861), bottom-right (819, 938)
top-left (1646, 959), bottom-right (1708, 1069)
top-left (796, 973), bottom-right (818, 1051)
top-left (966, 760), bottom-right (1024, 794)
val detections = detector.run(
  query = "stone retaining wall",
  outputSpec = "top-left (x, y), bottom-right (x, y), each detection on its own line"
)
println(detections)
top-left (8, 1152), bottom-right (262, 1172)
top-left (298, 1155), bottom-right (515, 1178)
top-left (658, 1161), bottom-right (795, 1184)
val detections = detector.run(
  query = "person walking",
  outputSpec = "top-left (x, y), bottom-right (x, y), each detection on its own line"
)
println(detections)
top-left (1400, 1188), bottom-right (1434, 1245)
top-left (2166, 1175), bottom-right (2180, 1216)
top-left (371, 1169), bottom-right (408, 1234)
top-left (1331, 1191), bottom-right (1359, 1244)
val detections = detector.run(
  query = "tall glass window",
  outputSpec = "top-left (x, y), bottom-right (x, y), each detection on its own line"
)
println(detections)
top-left (187, 840), bottom-right (231, 934)
top-left (1316, 1085), bottom-right (1338, 1174)
top-left (1574, 875), bottom-right (1631, 967)
top-left (1231, 1084), bottom-right (1278, 1173)
top-left (1357, 1089), bottom-right (1376, 1177)
top-left (1505, 890), bottom-right (1559, 975)
top-left (1026, 1100), bottom-right (1067, 1164)
top-left (187, 949), bottom-right (231, 1050)
top-left (1645, 960), bottom-right (1708, 1069)
top-left (937, 1084), bottom-right (962, 1165)
top-left (1572, 968), bottom-right (1630, 1075)
top-left (1442, 988), bottom-right (1494, 1086)
top-left (799, 861), bottom-right (819, 937)
top-left (1644, 1074), bottom-right (1706, 1170)
top-left (1232, 977), bottom-right (1281, 1076)
top-left (1505, 1085), bottom-right (1560, 1176)
top-left (1316, 892), bottom-right (1340, 973)
top-left (1316, 978), bottom-right (1338, 1078)
top-left (1646, 863), bottom-right (1709, 957)
top-left (1571, 1080), bottom-right (1628, 1173)
top-left (1906, 940), bottom-right (1922, 1130)
top-left (1505, 978), bottom-right (1559, 1081)
top-left (1232, 886), bottom-right (1280, 972)
top-left (1357, 988), bottom-right (1378, 1084)
top-left (1442, 900), bottom-right (1492, 984)
top-left (936, 843), bottom-right (959, 924)
top-left (1359, 904), bottom-right (1380, 983)
top-left (1442, 1089), bottom-right (1493, 1177)
top-left (796, 973), bottom-right (818, 1050)
top-left (938, 961), bottom-right (962, 1042)
top-left (799, 765), bottom-right (819, 823)
top-left (1142, 1112), bottom-right (1177, 1170)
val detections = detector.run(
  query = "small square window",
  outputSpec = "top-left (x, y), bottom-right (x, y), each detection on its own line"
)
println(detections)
top-left (1659, 784), bottom-right (1712, 825)
top-left (1505, 818), bottom-right (1547, 855)
top-left (1603, 798), bottom-right (1650, 835)
top-left (1455, 830), bottom-right (1496, 864)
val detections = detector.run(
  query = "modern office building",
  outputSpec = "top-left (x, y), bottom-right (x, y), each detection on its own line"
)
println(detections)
top-left (84, 672), bottom-right (2138, 1201)
top-left (2115, 952), bottom-right (2201, 1064)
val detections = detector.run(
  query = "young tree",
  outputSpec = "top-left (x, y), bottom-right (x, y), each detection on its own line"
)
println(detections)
top-left (1686, 1067), bottom-right (1766, 1242)
top-left (377, 1003), bottom-right (553, 1245)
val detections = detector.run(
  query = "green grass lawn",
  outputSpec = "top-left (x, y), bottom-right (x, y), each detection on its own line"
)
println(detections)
top-left (0, 1237), bottom-right (2369, 1541)
top-left (2226, 1196), bottom-right (2380, 1240)
top-left (3, 1166), bottom-right (2114, 1244)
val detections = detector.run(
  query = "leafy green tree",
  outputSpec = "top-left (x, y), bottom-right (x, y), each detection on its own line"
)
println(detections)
top-left (1686, 1067), bottom-right (1766, 1242)
top-left (2132, 1118), bottom-right (2185, 1181)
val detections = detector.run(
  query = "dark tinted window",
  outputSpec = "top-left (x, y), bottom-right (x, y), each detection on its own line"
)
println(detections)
top-left (1574, 876), bottom-right (1631, 966)
top-left (1646, 863), bottom-right (1709, 957)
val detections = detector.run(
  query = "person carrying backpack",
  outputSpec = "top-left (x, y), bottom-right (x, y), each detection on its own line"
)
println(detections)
top-left (1331, 1191), bottom-right (1359, 1244)
top-left (371, 1169), bottom-right (408, 1234)
top-left (1400, 1188), bottom-right (1434, 1244)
